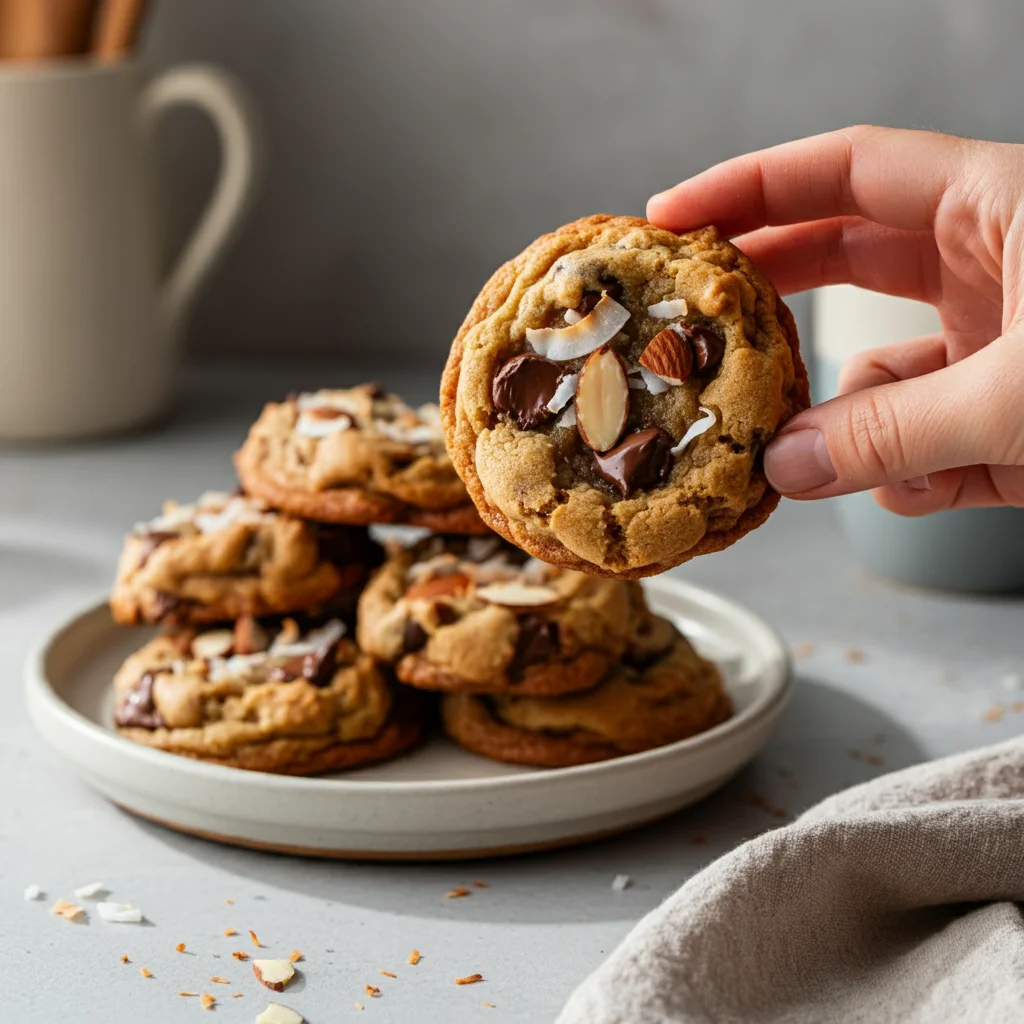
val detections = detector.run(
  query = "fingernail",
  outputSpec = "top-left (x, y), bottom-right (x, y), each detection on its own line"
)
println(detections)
top-left (764, 429), bottom-right (836, 494)
top-left (905, 475), bottom-right (931, 492)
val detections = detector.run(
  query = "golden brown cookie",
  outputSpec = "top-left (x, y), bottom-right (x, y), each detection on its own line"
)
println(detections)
top-left (357, 532), bottom-right (642, 695)
top-left (235, 384), bottom-right (487, 532)
top-left (441, 616), bottom-right (731, 767)
top-left (112, 618), bottom-right (423, 775)
top-left (441, 215), bottom-right (810, 577)
top-left (110, 490), bottom-right (381, 626)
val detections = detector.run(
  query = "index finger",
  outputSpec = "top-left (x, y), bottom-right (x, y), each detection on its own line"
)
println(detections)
top-left (647, 125), bottom-right (963, 238)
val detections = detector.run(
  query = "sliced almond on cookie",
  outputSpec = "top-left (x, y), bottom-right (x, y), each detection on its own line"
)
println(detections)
top-left (191, 630), bottom-right (235, 660)
top-left (639, 329), bottom-right (692, 387)
top-left (405, 572), bottom-right (473, 601)
top-left (253, 959), bottom-right (296, 992)
top-left (476, 582), bottom-right (559, 608)
top-left (575, 345), bottom-right (629, 452)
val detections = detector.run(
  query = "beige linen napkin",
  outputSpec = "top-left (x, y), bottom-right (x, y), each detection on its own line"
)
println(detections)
top-left (558, 737), bottom-right (1024, 1024)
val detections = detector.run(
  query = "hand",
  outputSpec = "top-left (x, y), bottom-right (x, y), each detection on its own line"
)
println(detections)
top-left (647, 125), bottom-right (1024, 514)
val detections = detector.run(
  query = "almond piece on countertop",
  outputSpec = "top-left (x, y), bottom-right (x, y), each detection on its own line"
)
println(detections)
top-left (639, 329), bottom-right (692, 386)
top-left (405, 573), bottom-right (473, 601)
top-left (253, 959), bottom-right (296, 992)
top-left (574, 345), bottom-right (629, 452)
top-left (256, 1004), bottom-right (305, 1024)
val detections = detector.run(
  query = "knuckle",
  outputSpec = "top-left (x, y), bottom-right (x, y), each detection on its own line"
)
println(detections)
top-left (839, 392), bottom-right (907, 480)
top-left (836, 350), bottom-right (879, 391)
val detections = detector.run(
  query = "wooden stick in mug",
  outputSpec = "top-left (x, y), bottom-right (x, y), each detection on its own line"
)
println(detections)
top-left (91, 0), bottom-right (148, 60)
top-left (0, 0), bottom-right (97, 60)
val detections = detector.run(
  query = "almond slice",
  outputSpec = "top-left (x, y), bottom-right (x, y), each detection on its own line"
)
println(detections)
top-left (639, 329), bottom-right (692, 387)
top-left (191, 630), bottom-right (235, 660)
top-left (405, 572), bottom-right (472, 601)
top-left (575, 345), bottom-right (629, 452)
top-left (526, 294), bottom-right (631, 361)
top-left (647, 298), bottom-right (688, 318)
top-left (253, 959), bottom-right (296, 992)
top-left (476, 583), bottom-right (559, 608)
top-left (256, 1003), bottom-right (305, 1024)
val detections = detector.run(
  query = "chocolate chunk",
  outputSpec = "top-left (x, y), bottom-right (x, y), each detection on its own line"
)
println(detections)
top-left (402, 617), bottom-right (429, 653)
top-left (269, 641), bottom-right (339, 688)
top-left (511, 615), bottom-right (559, 675)
top-left (364, 381), bottom-right (385, 398)
top-left (492, 354), bottom-right (565, 430)
top-left (576, 293), bottom-right (601, 317)
top-left (592, 428), bottom-right (674, 499)
top-left (311, 523), bottom-right (382, 569)
top-left (136, 530), bottom-right (177, 568)
top-left (434, 602), bottom-right (459, 626)
top-left (113, 671), bottom-right (165, 730)
top-left (680, 325), bottom-right (724, 371)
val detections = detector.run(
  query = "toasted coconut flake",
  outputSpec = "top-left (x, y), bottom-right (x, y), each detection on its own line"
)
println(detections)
top-left (233, 950), bottom-right (249, 961)
top-left (526, 294), bottom-right (631, 361)
top-left (365, 984), bottom-right (381, 998)
top-left (120, 955), bottom-right (130, 964)
top-left (249, 929), bottom-right (264, 948)
top-left (176, 942), bottom-right (186, 953)
top-left (472, 881), bottom-right (489, 888)
top-left (200, 993), bottom-right (215, 1010)
top-left (140, 968), bottom-right (152, 978)
top-left (288, 949), bottom-right (303, 963)
top-left (445, 885), bottom-right (471, 899)
top-left (379, 969), bottom-right (397, 978)
top-left (484, 1002), bottom-right (496, 1008)
top-left (670, 407), bottom-right (717, 455)
top-left (210, 976), bottom-right (230, 984)
top-left (73, 881), bottom-right (107, 900)
top-left (647, 298), bottom-right (688, 318)
top-left (50, 899), bottom-right (84, 921)
top-left (224, 928), bottom-right (237, 936)
top-left (407, 949), bottom-right (421, 965)
top-left (455, 973), bottom-right (484, 985)
top-left (179, 991), bottom-right (198, 997)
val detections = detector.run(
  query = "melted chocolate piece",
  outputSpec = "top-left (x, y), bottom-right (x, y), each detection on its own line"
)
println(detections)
top-left (136, 530), bottom-right (177, 569)
top-left (311, 523), bottom-right (382, 569)
top-left (402, 617), bottom-right (429, 653)
top-left (434, 602), bottom-right (459, 626)
top-left (592, 428), bottom-right (674, 499)
top-left (268, 641), bottom-right (339, 688)
top-left (114, 671), bottom-right (166, 729)
top-left (678, 325), bottom-right (724, 371)
top-left (511, 616), bottom-right (559, 676)
top-left (492, 354), bottom-right (565, 430)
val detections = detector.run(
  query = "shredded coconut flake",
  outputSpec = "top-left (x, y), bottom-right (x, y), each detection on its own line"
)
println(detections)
top-left (563, 308), bottom-right (583, 325)
top-left (670, 407), bottom-right (717, 455)
top-left (545, 372), bottom-right (578, 413)
top-left (73, 882), bottom-right (107, 899)
top-left (296, 413), bottom-right (353, 439)
top-left (611, 874), bottom-right (632, 892)
top-left (96, 902), bottom-right (144, 923)
top-left (23, 884), bottom-right (43, 901)
top-left (638, 366), bottom-right (672, 395)
top-left (556, 404), bottom-right (576, 428)
top-left (647, 298), bottom-right (688, 319)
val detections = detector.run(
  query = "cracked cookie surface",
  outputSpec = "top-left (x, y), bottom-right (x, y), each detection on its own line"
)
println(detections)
top-left (441, 215), bottom-right (810, 577)
top-left (235, 384), bottom-right (487, 532)
top-left (113, 618), bottom-right (422, 774)
top-left (357, 532), bottom-right (641, 695)
top-left (110, 490), bottom-right (381, 625)
top-left (441, 614), bottom-right (731, 766)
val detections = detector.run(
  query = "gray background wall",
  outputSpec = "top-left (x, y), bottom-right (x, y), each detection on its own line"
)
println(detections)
top-left (144, 0), bottom-right (1024, 366)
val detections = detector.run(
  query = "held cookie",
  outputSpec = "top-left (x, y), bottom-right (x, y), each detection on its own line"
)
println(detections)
top-left (442, 615), bottom-right (731, 767)
top-left (110, 490), bottom-right (381, 626)
top-left (357, 532), bottom-right (639, 695)
top-left (441, 215), bottom-right (810, 577)
top-left (235, 384), bottom-right (487, 533)
top-left (113, 618), bottom-right (422, 775)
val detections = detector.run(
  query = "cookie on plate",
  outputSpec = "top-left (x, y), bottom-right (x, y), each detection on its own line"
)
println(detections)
top-left (235, 384), bottom-right (487, 533)
top-left (441, 215), bottom-right (810, 577)
top-left (110, 490), bottom-right (381, 626)
top-left (357, 532), bottom-right (640, 695)
top-left (112, 618), bottom-right (422, 775)
top-left (441, 614), bottom-right (730, 767)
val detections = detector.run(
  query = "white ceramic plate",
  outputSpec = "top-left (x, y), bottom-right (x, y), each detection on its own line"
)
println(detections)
top-left (25, 577), bottom-right (790, 860)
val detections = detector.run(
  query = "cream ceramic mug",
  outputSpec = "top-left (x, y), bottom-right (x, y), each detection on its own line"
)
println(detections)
top-left (0, 59), bottom-right (258, 440)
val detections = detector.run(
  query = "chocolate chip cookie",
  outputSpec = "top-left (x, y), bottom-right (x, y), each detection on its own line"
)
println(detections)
top-left (357, 532), bottom-right (641, 695)
top-left (110, 490), bottom-right (381, 626)
top-left (441, 215), bottom-right (810, 577)
top-left (441, 614), bottom-right (730, 766)
top-left (113, 617), bottom-right (423, 775)
top-left (235, 384), bottom-right (487, 533)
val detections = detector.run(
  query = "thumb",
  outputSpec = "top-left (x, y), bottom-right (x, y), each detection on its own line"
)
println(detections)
top-left (763, 334), bottom-right (1023, 502)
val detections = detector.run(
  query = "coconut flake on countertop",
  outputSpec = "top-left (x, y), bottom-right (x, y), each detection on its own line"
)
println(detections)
top-left (96, 902), bottom-right (144, 923)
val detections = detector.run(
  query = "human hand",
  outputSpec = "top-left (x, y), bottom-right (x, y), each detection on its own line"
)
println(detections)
top-left (647, 125), bottom-right (1024, 514)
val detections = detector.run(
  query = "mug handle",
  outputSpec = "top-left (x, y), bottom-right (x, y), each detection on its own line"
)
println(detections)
top-left (137, 64), bottom-right (260, 340)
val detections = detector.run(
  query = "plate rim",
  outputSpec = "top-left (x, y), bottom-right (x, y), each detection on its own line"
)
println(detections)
top-left (25, 576), bottom-right (792, 796)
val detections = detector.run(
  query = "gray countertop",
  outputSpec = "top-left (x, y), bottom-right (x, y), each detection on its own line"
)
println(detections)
top-left (4, 362), bottom-right (1023, 1024)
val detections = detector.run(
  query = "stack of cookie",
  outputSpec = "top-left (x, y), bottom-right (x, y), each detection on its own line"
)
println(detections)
top-left (107, 383), bottom-right (482, 775)
top-left (107, 382), bottom-right (730, 774)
